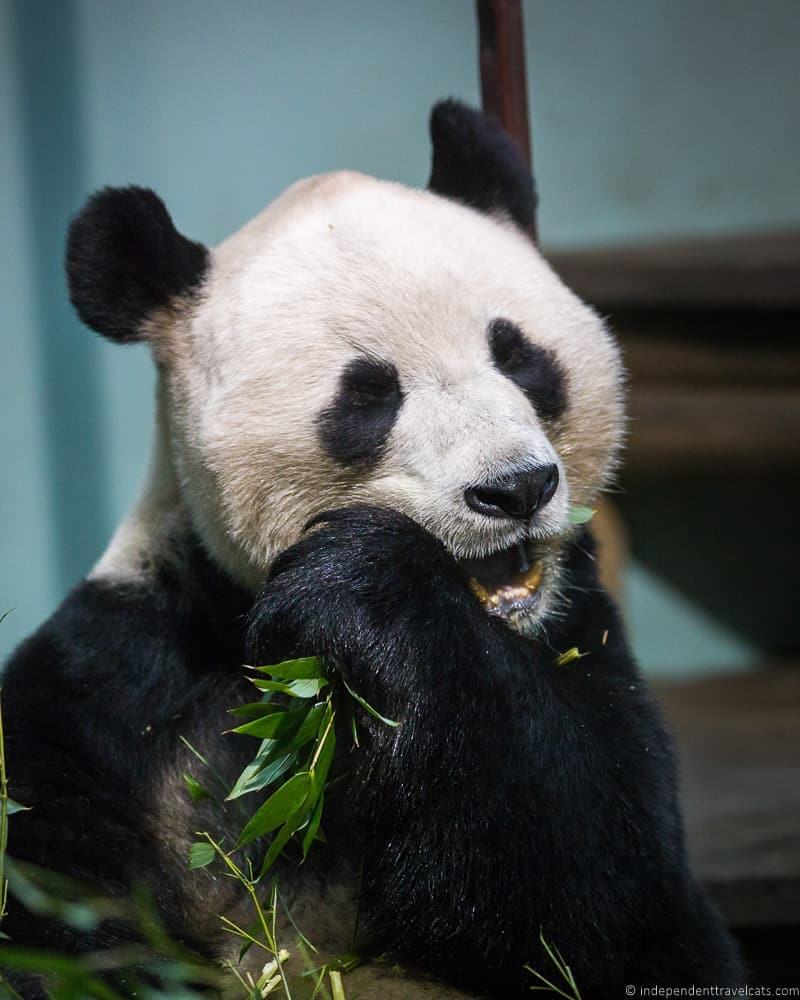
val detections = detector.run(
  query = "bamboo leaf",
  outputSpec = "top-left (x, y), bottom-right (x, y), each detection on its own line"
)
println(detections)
top-left (228, 710), bottom-right (306, 740)
top-left (0, 945), bottom-right (118, 980)
top-left (228, 701), bottom-right (283, 720)
top-left (252, 656), bottom-right (325, 680)
top-left (236, 772), bottom-right (313, 849)
top-left (310, 707), bottom-right (336, 792)
top-left (568, 505), bottom-right (596, 525)
top-left (249, 677), bottom-right (328, 699)
top-left (286, 678), bottom-right (328, 699)
top-left (290, 702), bottom-right (327, 746)
top-left (259, 821), bottom-right (297, 876)
top-left (229, 702), bottom-right (325, 766)
top-left (226, 753), bottom-right (297, 801)
top-left (341, 677), bottom-right (399, 728)
top-left (178, 735), bottom-right (229, 791)
top-left (187, 842), bottom-right (215, 870)
top-left (301, 791), bottom-right (325, 860)
top-left (259, 797), bottom-right (313, 876)
top-left (182, 774), bottom-right (210, 804)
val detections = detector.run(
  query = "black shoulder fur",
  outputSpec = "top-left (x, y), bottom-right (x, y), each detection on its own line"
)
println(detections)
top-left (1, 542), bottom-right (251, 961)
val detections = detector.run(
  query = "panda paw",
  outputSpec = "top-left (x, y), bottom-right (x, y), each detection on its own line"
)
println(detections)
top-left (246, 505), bottom-right (470, 674)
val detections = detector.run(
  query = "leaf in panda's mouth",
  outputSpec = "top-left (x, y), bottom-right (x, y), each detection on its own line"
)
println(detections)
top-left (458, 541), bottom-right (543, 618)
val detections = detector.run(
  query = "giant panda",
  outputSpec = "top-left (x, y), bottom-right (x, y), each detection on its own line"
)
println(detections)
top-left (2, 101), bottom-right (743, 998)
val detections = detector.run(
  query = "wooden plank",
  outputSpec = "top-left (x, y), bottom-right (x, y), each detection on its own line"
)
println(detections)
top-left (548, 230), bottom-right (800, 309)
top-left (619, 327), bottom-right (800, 385)
top-left (656, 669), bottom-right (800, 928)
top-left (625, 386), bottom-right (800, 468)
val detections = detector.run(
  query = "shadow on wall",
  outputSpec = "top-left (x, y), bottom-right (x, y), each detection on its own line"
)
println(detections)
top-left (11, 0), bottom-right (111, 594)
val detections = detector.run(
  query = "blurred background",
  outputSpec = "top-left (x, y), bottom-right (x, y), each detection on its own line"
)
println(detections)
top-left (1, 0), bottom-right (798, 977)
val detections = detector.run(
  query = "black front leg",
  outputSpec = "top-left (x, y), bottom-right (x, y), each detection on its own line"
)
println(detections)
top-left (248, 506), bottom-right (743, 998)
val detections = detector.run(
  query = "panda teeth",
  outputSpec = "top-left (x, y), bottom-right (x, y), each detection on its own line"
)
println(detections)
top-left (467, 560), bottom-right (543, 615)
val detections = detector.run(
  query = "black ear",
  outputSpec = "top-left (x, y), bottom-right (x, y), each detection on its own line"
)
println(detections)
top-left (65, 186), bottom-right (209, 344)
top-left (427, 99), bottom-right (536, 232)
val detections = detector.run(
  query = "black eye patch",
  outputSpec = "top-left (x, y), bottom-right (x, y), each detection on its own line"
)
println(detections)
top-left (488, 318), bottom-right (567, 421)
top-left (317, 357), bottom-right (403, 466)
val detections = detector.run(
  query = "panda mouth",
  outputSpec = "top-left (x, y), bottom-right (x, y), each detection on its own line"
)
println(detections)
top-left (458, 541), bottom-right (544, 619)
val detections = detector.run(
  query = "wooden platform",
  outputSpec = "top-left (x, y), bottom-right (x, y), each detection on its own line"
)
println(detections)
top-left (547, 231), bottom-right (800, 471)
top-left (548, 230), bottom-right (800, 310)
top-left (656, 668), bottom-right (800, 929)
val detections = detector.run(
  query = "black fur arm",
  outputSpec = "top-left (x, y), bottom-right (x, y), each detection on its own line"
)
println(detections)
top-left (247, 506), bottom-right (743, 997)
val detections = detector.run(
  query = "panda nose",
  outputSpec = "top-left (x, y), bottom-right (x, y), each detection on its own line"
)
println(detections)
top-left (464, 465), bottom-right (559, 522)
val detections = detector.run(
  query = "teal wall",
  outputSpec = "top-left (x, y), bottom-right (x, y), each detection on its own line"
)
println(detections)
top-left (2, 0), bottom-right (797, 670)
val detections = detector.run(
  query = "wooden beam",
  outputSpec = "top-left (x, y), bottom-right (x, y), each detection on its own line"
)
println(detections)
top-left (626, 386), bottom-right (800, 469)
top-left (657, 668), bottom-right (800, 928)
top-left (549, 230), bottom-right (800, 310)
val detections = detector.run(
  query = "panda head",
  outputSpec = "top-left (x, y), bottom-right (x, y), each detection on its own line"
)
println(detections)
top-left (67, 101), bottom-right (624, 634)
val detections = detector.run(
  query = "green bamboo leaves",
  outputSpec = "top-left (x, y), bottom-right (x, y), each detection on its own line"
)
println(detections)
top-left (187, 842), bottom-right (215, 870)
top-left (187, 656), bottom-right (399, 883)
top-left (568, 505), bottom-right (596, 525)
top-left (227, 658), bottom-right (333, 877)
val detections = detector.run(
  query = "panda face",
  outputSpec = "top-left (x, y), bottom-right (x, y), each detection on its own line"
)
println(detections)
top-left (156, 171), bottom-right (624, 633)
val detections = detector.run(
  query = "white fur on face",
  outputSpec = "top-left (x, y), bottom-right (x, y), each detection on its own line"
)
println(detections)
top-left (148, 171), bottom-right (624, 594)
